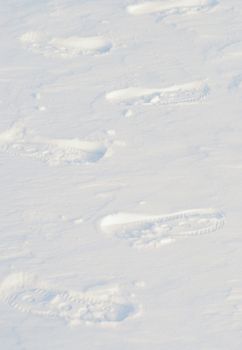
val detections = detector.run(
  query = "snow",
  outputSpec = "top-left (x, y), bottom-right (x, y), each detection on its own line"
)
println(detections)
top-left (0, 121), bottom-right (111, 165)
top-left (105, 81), bottom-right (209, 105)
top-left (0, 272), bottom-right (138, 326)
top-left (1, 0), bottom-right (242, 349)
top-left (127, 0), bottom-right (218, 16)
top-left (100, 209), bottom-right (225, 248)
top-left (20, 32), bottom-right (112, 57)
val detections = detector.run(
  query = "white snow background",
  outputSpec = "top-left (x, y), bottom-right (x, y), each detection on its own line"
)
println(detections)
top-left (0, 0), bottom-right (242, 349)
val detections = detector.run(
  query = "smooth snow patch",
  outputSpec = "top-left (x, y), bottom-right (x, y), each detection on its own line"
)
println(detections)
top-left (20, 31), bottom-right (112, 58)
top-left (0, 273), bottom-right (138, 326)
top-left (100, 208), bottom-right (225, 248)
top-left (0, 244), bottom-right (30, 261)
top-left (205, 285), bottom-right (242, 327)
top-left (127, 0), bottom-right (217, 16)
top-left (0, 122), bottom-right (110, 166)
top-left (221, 41), bottom-right (242, 59)
top-left (106, 81), bottom-right (209, 106)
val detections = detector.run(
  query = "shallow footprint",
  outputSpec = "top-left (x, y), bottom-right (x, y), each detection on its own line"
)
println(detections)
top-left (127, 0), bottom-right (217, 16)
top-left (0, 122), bottom-right (111, 166)
top-left (0, 273), bottom-right (138, 326)
top-left (100, 208), bottom-right (225, 248)
top-left (20, 31), bottom-right (112, 58)
top-left (106, 81), bottom-right (209, 106)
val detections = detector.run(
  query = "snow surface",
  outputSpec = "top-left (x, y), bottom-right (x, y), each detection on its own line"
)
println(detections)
top-left (1, 0), bottom-right (242, 349)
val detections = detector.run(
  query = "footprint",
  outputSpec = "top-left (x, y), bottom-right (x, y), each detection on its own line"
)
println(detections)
top-left (0, 122), bottom-right (111, 166)
top-left (106, 81), bottom-right (209, 106)
top-left (20, 32), bottom-right (112, 58)
top-left (100, 209), bottom-right (224, 248)
top-left (127, 0), bottom-right (217, 16)
top-left (0, 273), bottom-right (138, 326)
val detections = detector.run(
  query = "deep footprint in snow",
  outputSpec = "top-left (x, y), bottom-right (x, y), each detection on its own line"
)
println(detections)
top-left (0, 122), bottom-right (110, 166)
top-left (106, 81), bottom-right (209, 107)
top-left (127, 0), bottom-right (217, 16)
top-left (0, 273), bottom-right (137, 326)
top-left (20, 32), bottom-right (112, 58)
top-left (100, 209), bottom-right (225, 248)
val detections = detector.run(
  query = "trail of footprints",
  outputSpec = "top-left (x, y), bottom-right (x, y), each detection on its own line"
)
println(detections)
top-left (100, 209), bottom-right (225, 248)
top-left (0, 273), bottom-right (138, 326)
top-left (0, 122), bottom-right (111, 166)
top-left (19, 1), bottom-right (217, 58)
top-left (0, 208), bottom-right (225, 323)
top-left (1, 0), bottom-right (226, 327)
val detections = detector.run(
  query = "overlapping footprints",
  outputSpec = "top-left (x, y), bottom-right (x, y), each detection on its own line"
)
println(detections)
top-left (106, 81), bottom-right (209, 107)
top-left (100, 209), bottom-right (225, 248)
top-left (20, 32), bottom-right (112, 58)
top-left (127, 0), bottom-right (217, 16)
top-left (0, 122), bottom-right (111, 166)
top-left (0, 273), bottom-right (138, 326)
